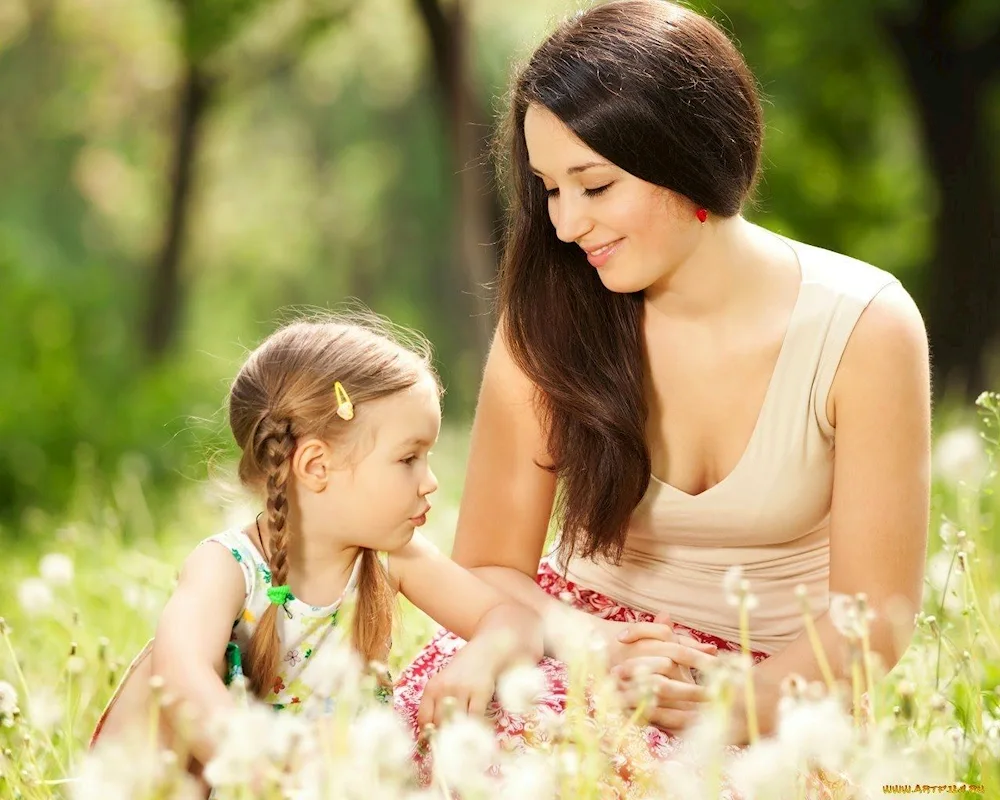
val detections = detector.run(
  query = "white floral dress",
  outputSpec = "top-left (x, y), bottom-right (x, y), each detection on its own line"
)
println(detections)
top-left (203, 529), bottom-right (392, 716)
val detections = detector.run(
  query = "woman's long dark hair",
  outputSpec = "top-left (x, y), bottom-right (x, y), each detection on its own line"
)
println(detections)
top-left (494, 0), bottom-right (763, 564)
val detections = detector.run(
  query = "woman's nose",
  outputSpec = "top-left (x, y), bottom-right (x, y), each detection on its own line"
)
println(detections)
top-left (552, 197), bottom-right (593, 244)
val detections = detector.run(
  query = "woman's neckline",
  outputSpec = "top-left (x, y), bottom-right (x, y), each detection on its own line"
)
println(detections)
top-left (649, 235), bottom-right (807, 500)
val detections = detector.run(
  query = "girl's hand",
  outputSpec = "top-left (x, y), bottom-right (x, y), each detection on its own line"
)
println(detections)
top-left (416, 634), bottom-right (508, 728)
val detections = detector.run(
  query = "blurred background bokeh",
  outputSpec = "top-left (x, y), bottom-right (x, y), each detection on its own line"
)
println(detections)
top-left (1, 0), bottom-right (998, 525)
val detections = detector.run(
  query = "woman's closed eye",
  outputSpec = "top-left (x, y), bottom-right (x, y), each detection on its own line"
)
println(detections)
top-left (545, 183), bottom-right (614, 199)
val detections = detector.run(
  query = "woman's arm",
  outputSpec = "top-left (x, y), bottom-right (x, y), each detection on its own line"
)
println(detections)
top-left (448, 320), bottom-right (567, 629)
top-left (451, 321), bottom-right (716, 665)
top-left (738, 283), bottom-right (931, 739)
top-left (150, 544), bottom-right (246, 765)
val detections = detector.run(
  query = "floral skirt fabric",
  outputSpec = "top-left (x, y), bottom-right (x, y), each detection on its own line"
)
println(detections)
top-left (394, 558), bottom-right (772, 790)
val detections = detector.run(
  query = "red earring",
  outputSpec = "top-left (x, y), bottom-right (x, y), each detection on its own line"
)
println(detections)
top-left (696, 208), bottom-right (708, 223)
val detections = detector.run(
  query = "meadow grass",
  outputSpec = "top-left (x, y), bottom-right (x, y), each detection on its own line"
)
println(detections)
top-left (1, 398), bottom-right (998, 799)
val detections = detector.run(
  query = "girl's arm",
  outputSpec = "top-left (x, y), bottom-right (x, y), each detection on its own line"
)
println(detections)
top-left (390, 532), bottom-right (544, 725)
top-left (150, 543), bottom-right (246, 765)
top-left (390, 531), bottom-right (543, 656)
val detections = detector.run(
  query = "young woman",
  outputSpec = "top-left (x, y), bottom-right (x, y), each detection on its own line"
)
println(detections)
top-left (396, 0), bottom-right (931, 754)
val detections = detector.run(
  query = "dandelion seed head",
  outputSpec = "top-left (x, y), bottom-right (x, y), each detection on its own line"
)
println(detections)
top-left (432, 715), bottom-right (496, 789)
top-left (0, 681), bottom-right (18, 721)
top-left (497, 664), bottom-right (546, 715)
top-left (934, 426), bottom-right (988, 487)
top-left (39, 553), bottom-right (74, 586)
top-left (17, 578), bottom-right (54, 616)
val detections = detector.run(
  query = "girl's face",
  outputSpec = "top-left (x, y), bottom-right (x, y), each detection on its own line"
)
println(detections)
top-left (523, 103), bottom-right (704, 295)
top-left (316, 374), bottom-right (441, 552)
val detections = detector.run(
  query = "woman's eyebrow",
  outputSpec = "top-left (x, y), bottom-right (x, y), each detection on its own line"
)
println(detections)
top-left (529, 161), bottom-right (610, 178)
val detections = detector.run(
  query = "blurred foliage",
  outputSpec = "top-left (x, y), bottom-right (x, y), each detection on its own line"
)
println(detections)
top-left (0, 0), bottom-right (997, 522)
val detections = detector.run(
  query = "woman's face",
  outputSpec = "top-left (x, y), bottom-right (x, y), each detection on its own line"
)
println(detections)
top-left (523, 103), bottom-right (703, 294)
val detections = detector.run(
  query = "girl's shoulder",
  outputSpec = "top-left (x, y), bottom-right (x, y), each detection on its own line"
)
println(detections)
top-left (196, 527), bottom-right (270, 604)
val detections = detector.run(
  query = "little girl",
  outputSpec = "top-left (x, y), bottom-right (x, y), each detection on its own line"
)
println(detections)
top-left (91, 316), bottom-right (544, 773)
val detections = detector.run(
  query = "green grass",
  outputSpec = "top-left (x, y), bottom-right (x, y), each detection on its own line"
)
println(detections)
top-left (1, 399), bottom-right (999, 799)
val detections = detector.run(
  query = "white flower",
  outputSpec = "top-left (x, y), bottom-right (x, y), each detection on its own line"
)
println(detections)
top-left (496, 664), bottom-right (546, 715)
top-left (432, 715), bottom-right (497, 790)
top-left (653, 758), bottom-right (707, 800)
top-left (933, 426), bottom-right (988, 486)
top-left (308, 637), bottom-right (364, 699)
top-left (39, 552), bottom-right (74, 586)
top-left (925, 550), bottom-right (962, 613)
top-left (500, 752), bottom-right (556, 800)
top-left (73, 738), bottom-right (202, 800)
top-left (349, 705), bottom-right (414, 779)
top-left (121, 583), bottom-right (160, 614)
top-left (828, 592), bottom-right (871, 640)
top-left (723, 565), bottom-right (743, 606)
top-left (27, 687), bottom-right (63, 733)
top-left (17, 578), bottom-right (54, 615)
top-left (0, 680), bottom-right (18, 723)
top-left (777, 695), bottom-right (854, 772)
top-left (728, 738), bottom-right (799, 800)
top-left (203, 704), bottom-right (278, 788)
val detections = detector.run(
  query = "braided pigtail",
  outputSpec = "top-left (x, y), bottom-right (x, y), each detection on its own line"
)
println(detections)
top-left (352, 548), bottom-right (394, 678)
top-left (244, 418), bottom-right (296, 699)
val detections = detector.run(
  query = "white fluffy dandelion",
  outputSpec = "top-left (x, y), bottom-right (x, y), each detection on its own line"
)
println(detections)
top-left (500, 752), bottom-right (556, 800)
top-left (723, 565), bottom-right (743, 607)
top-left (777, 695), bottom-right (854, 773)
top-left (497, 663), bottom-right (547, 715)
top-left (0, 681), bottom-right (18, 725)
top-left (39, 552), bottom-right (74, 586)
top-left (933, 426), bottom-right (988, 486)
top-left (432, 715), bottom-right (497, 790)
top-left (17, 578), bottom-right (54, 616)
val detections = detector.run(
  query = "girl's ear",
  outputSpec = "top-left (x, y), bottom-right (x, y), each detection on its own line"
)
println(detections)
top-left (291, 438), bottom-right (331, 491)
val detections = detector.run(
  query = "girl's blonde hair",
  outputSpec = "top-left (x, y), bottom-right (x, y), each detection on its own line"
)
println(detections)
top-left (228, 315), bottom-right (436, 699)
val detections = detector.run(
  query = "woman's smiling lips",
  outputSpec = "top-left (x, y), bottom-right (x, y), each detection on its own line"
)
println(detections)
top-left (584, 238), bottom-right (625, 268)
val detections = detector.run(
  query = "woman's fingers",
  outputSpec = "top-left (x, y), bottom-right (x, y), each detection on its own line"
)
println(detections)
top-left (616, 621), bottom-right (676, 644)
top-left (619, 673), bottom-right (708, 704)
top-left (647, 707), bottom-right (700, 732)
top-left (614, 655), bottom-right (675, 679)
top-left (677, 634), bottom-right (719, 653)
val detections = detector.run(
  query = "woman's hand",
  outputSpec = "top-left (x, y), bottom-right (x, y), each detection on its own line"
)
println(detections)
top-left (601, 612), bottom-right (719, 732)
top-left (600, 612), bottom-right (718, 671)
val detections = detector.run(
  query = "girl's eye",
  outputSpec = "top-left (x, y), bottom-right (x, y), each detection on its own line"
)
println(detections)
top-left (401, 455), bottom-right (418, 465)
top-left (544, 187), bottom-right (559, 198)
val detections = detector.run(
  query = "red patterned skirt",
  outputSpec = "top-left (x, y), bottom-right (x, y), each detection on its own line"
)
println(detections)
top-left (394, 559), bottom-right (769, 763)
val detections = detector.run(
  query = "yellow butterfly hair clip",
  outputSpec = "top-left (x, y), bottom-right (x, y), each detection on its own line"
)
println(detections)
top-left (334, 381), bottom-right (354, 421)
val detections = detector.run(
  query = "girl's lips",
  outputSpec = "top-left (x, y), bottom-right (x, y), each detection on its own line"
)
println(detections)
top-left (586, 238), bottom-right (624, 268)
top-left (410, 513), bottom-right (427, 526)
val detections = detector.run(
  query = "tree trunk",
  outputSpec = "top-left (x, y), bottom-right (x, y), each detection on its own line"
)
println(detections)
top-left (882, 2), bottom-right (1000, 397)
top-left (412, 0), bottom-right (500, 361)
top-left (144, 64), bottom-right (212, 360)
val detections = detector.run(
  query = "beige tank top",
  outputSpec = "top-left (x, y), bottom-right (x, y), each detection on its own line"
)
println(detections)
top-left (555, 237), bottom-right (899, 654)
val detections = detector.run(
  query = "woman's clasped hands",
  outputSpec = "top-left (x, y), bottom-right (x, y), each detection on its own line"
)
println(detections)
top-left (600, 611), bottom-right (720, 732)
